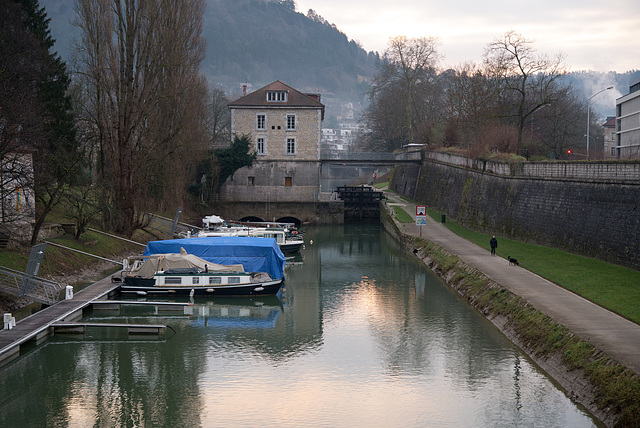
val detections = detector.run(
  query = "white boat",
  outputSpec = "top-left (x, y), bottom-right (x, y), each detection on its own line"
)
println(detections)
top-left (191, 216), bottom-right (304, 254)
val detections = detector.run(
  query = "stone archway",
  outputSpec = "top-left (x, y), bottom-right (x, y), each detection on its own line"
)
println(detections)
top-left (275, 216), bottom-right (302, 227)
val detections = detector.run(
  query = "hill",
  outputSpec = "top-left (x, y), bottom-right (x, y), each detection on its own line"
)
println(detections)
top-left (42, 0), bottom-right (640, 120)
top-left (203, 0), bottom-right (379, 98)
top-left (45, 0), bottom-right (379, 106)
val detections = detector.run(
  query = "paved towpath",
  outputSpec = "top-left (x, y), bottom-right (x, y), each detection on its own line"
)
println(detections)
top-left (384, 190), bottom-right (640, 375)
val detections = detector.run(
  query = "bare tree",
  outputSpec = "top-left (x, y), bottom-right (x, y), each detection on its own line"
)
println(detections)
top-left (207, 88), bottom-right (231, 148)
top-left (64, 185), bottom-right (103, 240)
top-left (483, 31), bottom-right (568, 153)
top-left (361, 81), bottom-right (408, 151)
top-left (441, 63), bottom-right (501, 147)
top-left (74, 0), bottom-right (208, 235)
top-left (372, 36), bottom-right (442, 146)
top-left (535, 86), bottom-right (589, 159)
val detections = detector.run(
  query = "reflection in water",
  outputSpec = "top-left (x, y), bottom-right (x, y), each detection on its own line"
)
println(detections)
top-left (0, 224), bottom-right (600, 427)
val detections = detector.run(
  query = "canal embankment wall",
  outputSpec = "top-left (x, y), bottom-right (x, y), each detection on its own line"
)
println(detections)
top-left (390, 153), bottom-right (640, 270)
top-left (380, 207), bottom-right (639, 427)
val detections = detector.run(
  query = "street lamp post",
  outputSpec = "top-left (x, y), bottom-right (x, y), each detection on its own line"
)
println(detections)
top-left (586, 86), bottom-right (613, 160)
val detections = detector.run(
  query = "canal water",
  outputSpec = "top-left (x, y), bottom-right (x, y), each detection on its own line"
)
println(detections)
top-left (0, 224), bottom-right (600, 427)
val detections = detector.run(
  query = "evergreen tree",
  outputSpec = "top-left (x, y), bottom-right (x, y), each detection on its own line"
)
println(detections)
top-left (7, 0), bottom-right (80, 244)
top-left (214, 135), bottom-right (257, 187)
top-left (1, 0), bottom-right (79, 241)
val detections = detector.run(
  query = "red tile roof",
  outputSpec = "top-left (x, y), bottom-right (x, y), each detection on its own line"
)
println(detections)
top-left (229, 80), bottom-right (324, 111)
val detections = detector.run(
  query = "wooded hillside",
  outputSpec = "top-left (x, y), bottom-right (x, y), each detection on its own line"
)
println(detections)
top-left (203, 0), bottom-right (379, 98)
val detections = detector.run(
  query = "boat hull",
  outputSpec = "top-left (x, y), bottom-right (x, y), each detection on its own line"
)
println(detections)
top-left (120, 278), bottom-right (284, 297)
top-left (279, 241), bottom-right (303, 254)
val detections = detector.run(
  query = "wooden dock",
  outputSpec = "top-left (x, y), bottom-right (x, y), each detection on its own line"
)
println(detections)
top-left (0, 273), bottom-right (122, 366)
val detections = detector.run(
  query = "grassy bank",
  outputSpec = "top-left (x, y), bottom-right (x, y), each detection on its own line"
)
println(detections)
top-left (0, 224), bottom-right (163, 302)
top-left (389, 200), bottom-right (640, 325)
top-left (0, 230), bottom-right (144, 275)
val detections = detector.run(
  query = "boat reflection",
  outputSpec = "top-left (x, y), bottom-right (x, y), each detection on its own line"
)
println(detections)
top-left (285, 251), bottom-right (304, 270)
top-left (187, 296), bottom-right (283, 329)
top-left (107, 295), bottom-right (284, 330)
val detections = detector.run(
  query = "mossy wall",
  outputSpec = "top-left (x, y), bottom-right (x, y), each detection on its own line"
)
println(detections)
top-left (391, 161), bottom-right (640, 270)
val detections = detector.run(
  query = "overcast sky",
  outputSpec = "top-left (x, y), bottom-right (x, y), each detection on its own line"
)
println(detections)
top-left (295, 0), bottom-right (639, 74)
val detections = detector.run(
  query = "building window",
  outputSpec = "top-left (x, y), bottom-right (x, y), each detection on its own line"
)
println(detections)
top-left (257, 114), bottom-right (265, 130)
top-left (286, 138), bottom-right (296, 155)
top-left (285, 177), bottom-right (292, 186)
top-left (257, 138), bottom-right (265, 155)
top-left (248, 176), bottom-right (255, 186)
top-left (287, 114), bottom-right (296, 130)
top-left (611, 147), bottom-right (616, 156)
top-left (266, 91), bottom-right (288, 102)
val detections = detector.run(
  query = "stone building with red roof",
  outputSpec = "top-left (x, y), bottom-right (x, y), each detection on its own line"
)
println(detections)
top-left (219, 81), bottom-right (327, 223)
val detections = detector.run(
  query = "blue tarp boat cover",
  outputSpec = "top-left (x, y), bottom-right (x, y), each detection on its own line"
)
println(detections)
top-left (143, 237), bottom-right (286, 279)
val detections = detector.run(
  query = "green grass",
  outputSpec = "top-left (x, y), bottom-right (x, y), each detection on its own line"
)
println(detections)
top-left (389, 205), bottom-right (414, 223)
top-left (422, 206), bottom-right (640, 324)
top-left (0, 228), bottom-right (147, 280)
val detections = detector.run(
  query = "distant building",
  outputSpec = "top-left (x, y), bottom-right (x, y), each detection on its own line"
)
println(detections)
top-left (603, 116), bottom-right (616, 158)
top-left (0, 143), bottom-right (36, 244)
top-left (222, 80), bottom-right (325, 209)
top-left (615, 79), bottom-right (640, 159)
top-left (321, 127), bottom-right (355, 157)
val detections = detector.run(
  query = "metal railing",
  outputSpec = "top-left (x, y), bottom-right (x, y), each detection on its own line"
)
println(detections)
top-left (320, 152), bottom-right (422, 162)
top-left (0, 266), bottom-right (63, 306)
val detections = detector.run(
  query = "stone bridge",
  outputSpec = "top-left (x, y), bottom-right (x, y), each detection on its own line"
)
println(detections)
top-left (320, 151), bottom-right (423, 166)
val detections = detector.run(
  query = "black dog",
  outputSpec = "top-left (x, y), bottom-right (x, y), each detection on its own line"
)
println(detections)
top-left (508, 256), bottom-right (519, 266)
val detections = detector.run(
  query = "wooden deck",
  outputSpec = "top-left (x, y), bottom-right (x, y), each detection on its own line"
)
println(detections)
top-left (0, 273), bottom-right (121, 365)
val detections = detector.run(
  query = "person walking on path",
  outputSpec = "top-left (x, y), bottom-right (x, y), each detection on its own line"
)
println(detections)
top-left (490, 235), bottom-right (498, 256)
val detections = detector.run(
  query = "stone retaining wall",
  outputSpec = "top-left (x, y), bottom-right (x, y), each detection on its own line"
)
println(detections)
top-left (425, 151), bottom-right (640, 182)
top-left (391, 159), bottom-right (640, 269)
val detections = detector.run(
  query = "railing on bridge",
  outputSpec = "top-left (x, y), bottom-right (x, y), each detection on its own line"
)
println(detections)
top-left (320, 152), bottom-right (422, 162)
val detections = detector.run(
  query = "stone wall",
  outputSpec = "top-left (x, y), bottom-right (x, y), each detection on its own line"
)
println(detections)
top-left (231, 108), bottom-right (322, 161)
top-left (425, 151), bottom-right (640, 181)
top-left (215, 200), bottom-right (342, 225)
top-left (219, 160), bottom-right (321, 203)
top-left (391, 159), bottom-right (640, 269)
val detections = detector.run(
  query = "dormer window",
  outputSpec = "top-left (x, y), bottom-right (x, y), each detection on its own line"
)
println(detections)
top-left (266, 90), bottom-right (288, 102)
